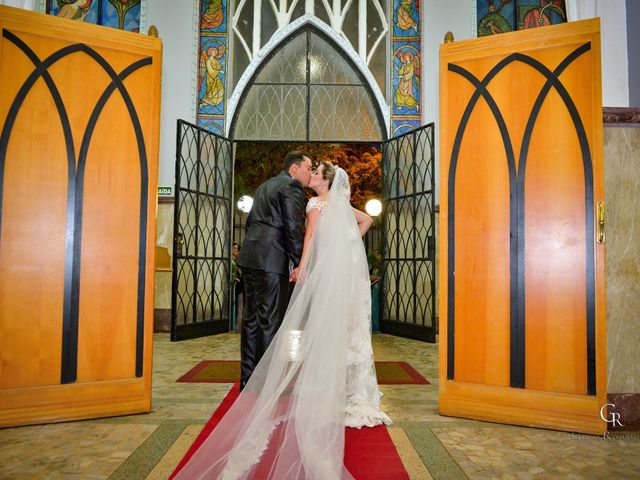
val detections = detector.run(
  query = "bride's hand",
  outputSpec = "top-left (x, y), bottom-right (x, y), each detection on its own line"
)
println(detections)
top-left (290, 266), bottom-right (307, 283)
top-left (290, 267), bottom-right (300, 282)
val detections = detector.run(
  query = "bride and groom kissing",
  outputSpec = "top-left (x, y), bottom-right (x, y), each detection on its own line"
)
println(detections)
top-left (174, 151), bottom-right (390, 479)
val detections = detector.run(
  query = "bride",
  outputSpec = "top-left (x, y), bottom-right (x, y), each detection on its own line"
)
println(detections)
top-left (173, 162), bottom-right (391, 480)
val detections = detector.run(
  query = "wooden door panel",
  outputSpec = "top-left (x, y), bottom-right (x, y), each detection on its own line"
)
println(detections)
top-left (0, 6), bottom-right (161, 426)
top-left (77, 98), bottom-right (142, 382)
top-left (440, 19), bottom-right (606, 434)
top-left (453, 96), bottom-right (511, 387)
top-left (0, 41), bottom-right (68, 390)
top-left (524, 86), bottom-right (588, 395)
top-left (76, 62), bottom-right (156, 383)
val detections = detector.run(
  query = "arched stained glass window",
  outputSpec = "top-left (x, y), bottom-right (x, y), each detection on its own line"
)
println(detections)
top-left (231, 27), bottom-right (385, 142)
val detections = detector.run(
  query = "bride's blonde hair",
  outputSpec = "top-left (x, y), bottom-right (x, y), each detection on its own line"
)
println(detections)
top-left (319, 161), bottom-right (336, 187)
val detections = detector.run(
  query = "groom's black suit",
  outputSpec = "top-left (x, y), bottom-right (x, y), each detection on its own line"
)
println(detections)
top-left (236, 171), bottom-right (306, 390)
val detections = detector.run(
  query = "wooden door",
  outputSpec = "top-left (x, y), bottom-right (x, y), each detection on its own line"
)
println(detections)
top-left (0, 6), bottom-right (161, 427)
top-left (439, 19), bottom-right (606, 434)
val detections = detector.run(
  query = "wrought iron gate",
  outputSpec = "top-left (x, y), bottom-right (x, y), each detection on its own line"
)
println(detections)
top-left (171, 120), bottom-right (233, 340)
top-left (381, 124), bottom-right (436, 342)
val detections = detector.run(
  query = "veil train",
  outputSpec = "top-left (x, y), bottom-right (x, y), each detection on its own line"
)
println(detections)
top-left (174, 168), bottom-right (365, 479)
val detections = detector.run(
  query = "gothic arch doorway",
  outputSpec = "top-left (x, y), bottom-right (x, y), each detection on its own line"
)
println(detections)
top-left (228, 23), bottom-right (388, 143)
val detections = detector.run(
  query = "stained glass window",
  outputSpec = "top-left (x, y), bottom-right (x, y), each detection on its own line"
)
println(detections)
top-left (233, 29), bottom-right (384, 141)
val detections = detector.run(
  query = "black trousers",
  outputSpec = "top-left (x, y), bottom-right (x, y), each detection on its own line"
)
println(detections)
top-left (240, 268), bottom-right (290, 390)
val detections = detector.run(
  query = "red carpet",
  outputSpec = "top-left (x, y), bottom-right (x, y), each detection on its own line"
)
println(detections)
top-left (177, 360), bottom-right (429, 385)
top-left (170, 384), bottom-right (409, 479)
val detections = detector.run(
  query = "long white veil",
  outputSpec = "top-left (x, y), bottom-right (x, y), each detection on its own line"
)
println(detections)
top-left (173, 167), bottom-right (369, 479)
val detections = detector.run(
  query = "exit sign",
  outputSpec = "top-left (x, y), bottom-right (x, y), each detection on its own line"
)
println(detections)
top-left (158, 186), bottom-right (172, 196)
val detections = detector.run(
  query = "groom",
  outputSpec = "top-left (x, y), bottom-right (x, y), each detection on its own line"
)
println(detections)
top-left (236, 151), bottom-right (313, 390)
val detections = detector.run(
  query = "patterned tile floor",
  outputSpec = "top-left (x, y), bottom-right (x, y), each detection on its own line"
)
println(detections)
top-left (0, 333), bottom-right (639, 479)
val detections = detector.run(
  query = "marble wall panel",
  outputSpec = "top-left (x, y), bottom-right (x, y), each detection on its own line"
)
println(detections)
top-left (604, 126), bottom-right (640, 394)
top-left (155, 202), bottom-right (174, 317)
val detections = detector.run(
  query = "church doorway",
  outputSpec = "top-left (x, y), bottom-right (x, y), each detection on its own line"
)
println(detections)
top-left (171, 23), bottom-right (435, 344)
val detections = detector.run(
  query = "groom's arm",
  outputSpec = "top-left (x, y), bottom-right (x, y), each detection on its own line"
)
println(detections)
top-left (291, 206), bottom-right (320, 282)
top-left (278, 181), bottom-right (306, 267)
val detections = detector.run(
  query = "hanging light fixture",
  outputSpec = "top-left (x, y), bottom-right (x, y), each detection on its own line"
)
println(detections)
top-left (237, 195), bottom-right (253, 213)
top-left (365, 199), bottom-right (382, 217)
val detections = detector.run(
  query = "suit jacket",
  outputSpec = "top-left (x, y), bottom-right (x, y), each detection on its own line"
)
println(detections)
top-left (237, 171), bottom-right (306, 276)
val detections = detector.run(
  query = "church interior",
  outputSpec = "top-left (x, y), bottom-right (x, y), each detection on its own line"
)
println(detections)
top-left (0, 0), bottom-right (639, 478)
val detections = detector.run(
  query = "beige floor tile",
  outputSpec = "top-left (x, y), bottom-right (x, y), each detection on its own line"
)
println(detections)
top-left (434, 426), bottom-right (640, 479)
top-left (145, 424), bottom-right (203, 480)
top-left (0, 423), bottom-right (157, 480)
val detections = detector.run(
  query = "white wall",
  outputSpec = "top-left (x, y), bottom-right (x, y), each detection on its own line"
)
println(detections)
top-left (628, 0), bottom-right (640, 107)
top-left (0, 0), bottom-right (36, 8)
top-left (594, 0), bottom-right (629, 107)
top-left (567, 0), bottom-right (629, 106)
top-left (422, 0), bottom-right (475, 201)
top-left (147, 1), bottom-right (197, 189)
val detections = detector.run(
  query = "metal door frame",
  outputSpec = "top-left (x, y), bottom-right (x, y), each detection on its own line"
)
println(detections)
top-left (380, 123), bottom-right (436, 342)
top-left (171, 120), bottom-right (233, 341)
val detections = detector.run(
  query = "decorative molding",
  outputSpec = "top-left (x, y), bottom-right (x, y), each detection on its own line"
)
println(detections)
top-left (140, 0), bottom-right (148, 35)
top-left (419, 0), bottom-right (425, 122)
top-left (603, 107), bottom-right (640, 125)
top-left (226, 14), bottom-right (390, 136)
top-left (191, 0), bottom-right (200, 123)
top-left (158, 195), bottom-right (175, 204)
top-left (471, 0), bottom-right (477, 38)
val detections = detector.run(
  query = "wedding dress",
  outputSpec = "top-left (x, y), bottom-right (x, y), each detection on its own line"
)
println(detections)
top-left (305, 196), bottom-right (391, 430)
top-left (173, 167), bottom-right (390, 480)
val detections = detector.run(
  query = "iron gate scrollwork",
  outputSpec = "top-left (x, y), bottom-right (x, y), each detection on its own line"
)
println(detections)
top-left (172, 120), bottom-right (233, 341)
top-left (381, 124), bottom-right (436, 342)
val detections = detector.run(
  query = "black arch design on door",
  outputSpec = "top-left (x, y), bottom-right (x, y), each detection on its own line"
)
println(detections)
top-left (446, 42), bottom-right (596, 394)
top-left (0, 29), bottom-right (153, 383)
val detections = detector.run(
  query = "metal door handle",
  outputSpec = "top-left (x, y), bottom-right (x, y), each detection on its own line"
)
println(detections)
top-left (596, 202), bottom-right (605, 244)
